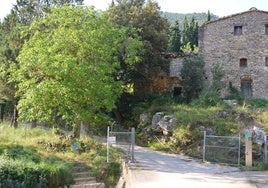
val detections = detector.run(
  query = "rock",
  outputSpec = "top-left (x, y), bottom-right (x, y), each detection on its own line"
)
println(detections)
top-left (140, 114), bottom-right (149, 125)
top-left (152, 112), bottom-right (164, 130)
top-left (152, 112), bottom-right (176, 133)
top-left (223, 99), bottom-right (237, 106)
top-left (253, 126), bottom-right (266, 145)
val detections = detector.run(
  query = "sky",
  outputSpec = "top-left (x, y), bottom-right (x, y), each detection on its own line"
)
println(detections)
top-left (1, 0), bottom-right (268, 21)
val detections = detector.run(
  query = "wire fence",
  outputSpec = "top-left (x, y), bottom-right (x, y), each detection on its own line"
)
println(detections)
top-left (265, 135), bottom-right (268, 163)
top-left (107, 126), bottom-right (135, 163)
top-left (203, 131), bottom-right (241, 165)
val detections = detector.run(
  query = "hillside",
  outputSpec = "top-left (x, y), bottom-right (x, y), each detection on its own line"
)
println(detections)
top-left (162, 11), bottom-right (219, 26)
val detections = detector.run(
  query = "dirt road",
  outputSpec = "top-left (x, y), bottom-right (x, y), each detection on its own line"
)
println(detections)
top-left (121, 146), bottom-right (268, 188)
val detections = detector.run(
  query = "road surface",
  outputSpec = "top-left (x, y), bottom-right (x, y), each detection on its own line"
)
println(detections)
top-left (122, 146), bottom-right (268, 188)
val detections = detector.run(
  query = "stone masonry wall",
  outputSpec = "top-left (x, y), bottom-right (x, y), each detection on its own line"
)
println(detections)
top-left (199, 9), bottom-right (268, 100)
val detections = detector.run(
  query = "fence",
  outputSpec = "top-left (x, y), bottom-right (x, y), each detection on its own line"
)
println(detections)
top-left (265, 135), bottom-right (268, 163)
top-left (107, 126), bottom-right (135, 163)
top-left (203, 131), bottom-right (241, 165)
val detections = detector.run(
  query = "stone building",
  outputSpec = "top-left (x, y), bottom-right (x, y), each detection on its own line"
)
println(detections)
top-left (199, 8), bottom-right (268, 100)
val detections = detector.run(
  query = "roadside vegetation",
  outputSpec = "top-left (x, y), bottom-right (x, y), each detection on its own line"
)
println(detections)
top-left (130, 92), bottom-right (268, 167)
top-left (0, 123), bottom-right (121, 187)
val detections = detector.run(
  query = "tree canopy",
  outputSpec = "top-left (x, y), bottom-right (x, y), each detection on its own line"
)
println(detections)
top-left (108, 0), bottom-right (169, 96)
top-left (12, 6), bottom-right (142, 127)
top-left (180, 56), bottom-right (205, 102)
top-left (0, 0), bottom-right (84, 126)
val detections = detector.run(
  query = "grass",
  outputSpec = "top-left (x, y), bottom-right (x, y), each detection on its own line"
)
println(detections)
top-left (0, 123), bottom-right (121, 187)
top-left (134, 94), bottom-right (268, 165)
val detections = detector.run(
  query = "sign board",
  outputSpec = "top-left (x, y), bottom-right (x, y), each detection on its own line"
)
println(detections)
top-left (244, 129), bottom-right (250, 139)
top-left (108, 136), bottom-right (116, 144)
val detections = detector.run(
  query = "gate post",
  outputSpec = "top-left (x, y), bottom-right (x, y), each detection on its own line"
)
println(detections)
top-left (238, 133), bottom-right (241, 166)
top-left (131, 127), bottom-right (135, 163)
top-left (265, 135), bottom-right (267, 163)
top-left (107, 126), bottom-right (110, 163)
top-left (203, 131), bottom-right (206, 162)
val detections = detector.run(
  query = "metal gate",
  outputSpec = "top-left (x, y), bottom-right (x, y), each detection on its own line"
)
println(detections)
top-left (107, 126), bottom-right (135, 163)
top-left (265, 135), bottom-right (268, 163)
top-left (203, 131), bottom-right (241, 165)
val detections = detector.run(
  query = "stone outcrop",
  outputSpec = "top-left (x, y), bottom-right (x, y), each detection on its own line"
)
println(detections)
top-left (152, 112), bottom-right (176, 134)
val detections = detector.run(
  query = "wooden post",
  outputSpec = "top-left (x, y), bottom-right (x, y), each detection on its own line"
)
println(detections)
top-left (244, 129), bottom-right (252, 167)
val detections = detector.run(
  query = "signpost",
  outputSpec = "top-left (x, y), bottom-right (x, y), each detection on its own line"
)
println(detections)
top-left (244, 129), bottom-right (252, 167)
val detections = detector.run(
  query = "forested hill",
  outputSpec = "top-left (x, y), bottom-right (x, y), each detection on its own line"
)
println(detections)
top-left (162, 11), bottom-right (219, 26)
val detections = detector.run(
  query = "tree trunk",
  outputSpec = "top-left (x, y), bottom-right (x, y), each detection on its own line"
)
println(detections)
top-left (0, 104), bottom-right (5, 122)
top-left (113, 108), bottom-right (123, 125)
top-left (11, 104), bottom-right (18, 128)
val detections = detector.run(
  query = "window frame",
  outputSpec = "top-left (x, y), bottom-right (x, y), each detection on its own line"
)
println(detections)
top-left (265, 24), bottom-right (268, 35)
top-left (239, 58), bottom-right (247, 68)
top-left (234, 25), bottom-right (243, 36)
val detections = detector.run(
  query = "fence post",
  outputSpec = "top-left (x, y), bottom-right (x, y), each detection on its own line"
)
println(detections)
top-left (203, 131), bottom-right (206, 162)
top-left (265, 135), bottom-right (267, 163)
top-left (131, 127), bottom-right (135, 163)
top-left (238, 133), bottom-right (241, 166)
top-left (107, 126), bottom-right (110, 163)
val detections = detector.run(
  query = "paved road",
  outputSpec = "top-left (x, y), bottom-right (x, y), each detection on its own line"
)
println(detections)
top-left (123, 146), bottom-right (268, 188)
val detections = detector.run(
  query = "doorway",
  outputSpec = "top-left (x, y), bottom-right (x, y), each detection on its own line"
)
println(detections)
top-left (240, 75), bottom-right (253, 98)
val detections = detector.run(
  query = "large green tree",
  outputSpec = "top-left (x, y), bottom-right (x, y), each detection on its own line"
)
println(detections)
top-left (181, 16), bottom-right (199, 51)
top-left (0, 0), bottom-right (83, 126)
top-left (108, 0), bottom-right (169, 96)
top-left (180, 56), bottom-right (205, 102)
top-left (168, 20), bottom-right (182, 53)
top-left (12, 6), bottom-right (142, 133)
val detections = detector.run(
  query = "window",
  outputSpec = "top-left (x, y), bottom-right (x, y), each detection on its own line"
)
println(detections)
top-left (240, 58), bottom-right (247, 67)
top-left (265, 57), bottom-right (268, 66)
top-left (234, 26), bottom-right (243, 35)
top-left (265, 25), bottom-right (268, 35)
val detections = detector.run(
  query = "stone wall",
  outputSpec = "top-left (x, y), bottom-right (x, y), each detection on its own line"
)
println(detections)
top-left (199, 8), bottom-right (268, 100)
top-left (169, 57), bottom-right (184, 78)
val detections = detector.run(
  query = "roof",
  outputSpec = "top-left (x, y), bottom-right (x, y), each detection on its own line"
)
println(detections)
top-left (201, 8), bottom-right (268, 27)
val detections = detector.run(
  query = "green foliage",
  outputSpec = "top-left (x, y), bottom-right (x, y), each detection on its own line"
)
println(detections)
top-left (211, 62), bottom-right (225, 92)
top-left (247, 99), bottom-right (268, 109)
top-left (0, 124), bottom-right (121, 187)
top-left (251, 161), bottom-right (268, 171)
top-left (108, 0), bottom-right (169, 96)
top-left (0, 0), bottom-right (84, 126)
top-left (181, 16), bottom-right (199, 51)
top-left (191, 90), bottom-right (223, 107)
top-left (12, 6), bottom-right (142, 128)
top-left (162, 12), bottom-right (218, 26)
top-left (0, 146), bottom-right (72, 188)
top-left (167, 20), bottom-right (181, 53)
top-left (227, 85), bottom-right (244, 105)
top-left (181, 42), bottom-right (199, 54)
top-left (180, 56), bottom-right (205, 102)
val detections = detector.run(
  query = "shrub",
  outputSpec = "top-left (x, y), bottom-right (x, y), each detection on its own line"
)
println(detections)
top-left (191, 90), bottom-right (223, 107)
top-left (0, 158), bottom-right (72, 188)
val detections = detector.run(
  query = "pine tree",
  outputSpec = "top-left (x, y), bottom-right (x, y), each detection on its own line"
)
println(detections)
top-left (181, 16), bottom-right (199, 52)
top-left (181, 16), bottom-right (189, 48)
top-left (168, 20), bottom-right (181, 53)
top-left (207, 10), bottom-right (211, 22)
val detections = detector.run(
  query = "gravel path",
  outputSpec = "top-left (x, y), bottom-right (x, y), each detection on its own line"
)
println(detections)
top-left (123, 146), bottom-right (268, 188)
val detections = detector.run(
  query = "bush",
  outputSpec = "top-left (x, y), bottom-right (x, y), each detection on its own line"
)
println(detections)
top-left (191, 90), bottom-right (223, 107)
top-left (0, 158), bottom-right (72, 188)
top-left (0, 143), bottom-right (72, 188)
